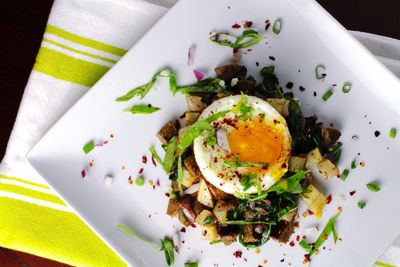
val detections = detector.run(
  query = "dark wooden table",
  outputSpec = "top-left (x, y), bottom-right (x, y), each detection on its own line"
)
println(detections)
top-left (1, 0), bottom-right (399, 266)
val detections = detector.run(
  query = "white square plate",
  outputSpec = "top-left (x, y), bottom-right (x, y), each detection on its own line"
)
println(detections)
top-left (27, 0), bottom-right (400, 266)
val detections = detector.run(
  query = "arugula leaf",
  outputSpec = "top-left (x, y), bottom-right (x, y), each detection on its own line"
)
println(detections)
top-left (176, 78), bottom-right (226, 94)
top-left (223, 160), bottom-right (268, 168)
top-left (178, 110), bottom-right (229, 150)
top-left (238, 224), bottom-right (271, 248)
top-left (224, 220), bottom-right (275, 225)
top-left (163, 137), bottom-right (177, 173)
top-left (117, 224), bottom-right (160, 251)
top-left (124, 105), bottom-right (160, 115)
top-left (209, 30), bottom-right (266, 49)
top-left (366, 182), bottom-right (381, 192)
top-left (240, 173), bottom-right (262, 195)
top-left (160, 237), bottom-right (175, 266)
top-left (83, 140), bottom-right (95, 154)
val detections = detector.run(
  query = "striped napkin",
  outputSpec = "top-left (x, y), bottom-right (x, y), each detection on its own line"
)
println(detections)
top-left (0, 0), bottom-right (399, 266)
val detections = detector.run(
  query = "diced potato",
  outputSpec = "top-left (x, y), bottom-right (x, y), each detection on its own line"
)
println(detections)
top-left (242, 225), bottom-right (259, 243)
top-left (166, 195), bottom-right (193, 217)
top-left (181, 167), bottom-right (197, 188)
top-left (195, 209), bottom-right (214, 225)
top-left (178, 127), bottom-right (187, 143)
top-left (321, 128), bottom-right (341, 149)
top-left (305, 147), bottom-right (323, 169)
top-left (207, 182), bottom-right (229, 200)
top-left (288, 156), bottom-right (307, 172)
top-left (184, 155), bottom-right (203, 180)
top-left (178, 210), bottom-right (191, 226)
top-left (279, 209), bottom-right (297, 222)
top-left (213, 200), bottom-right (235, 223)
top-left (197, 179), bottom-right (214, 208)
top-left (193, 200), bottom-right (207, 216)
top-left (301, 184), bottom-right (326, 218)
top-left (266, 98), bottom-right (290, 117)
top-left (186, 96), bottom-right (207, 112)
top-left (214, 64), bottom-right (246, 82)
top-left (157, 121), bottom-right (179, 144)
top-left (317, 158), bottom-right (340, 179)
top-left (185, 112), bottom-right (200, 126)
top-left (200, 224), bottom-right (218, 242)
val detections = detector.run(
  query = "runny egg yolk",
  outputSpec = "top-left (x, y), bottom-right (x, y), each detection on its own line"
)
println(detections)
top-left (227, 118), bottom-right (283, 165)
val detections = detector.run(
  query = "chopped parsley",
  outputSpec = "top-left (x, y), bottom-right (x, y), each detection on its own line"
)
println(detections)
top-left (358, 201), bottom-right (366, 209)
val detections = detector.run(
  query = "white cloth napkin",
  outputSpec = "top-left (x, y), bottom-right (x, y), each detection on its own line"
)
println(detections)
top-left (0, 0), bottom-right (399, 266)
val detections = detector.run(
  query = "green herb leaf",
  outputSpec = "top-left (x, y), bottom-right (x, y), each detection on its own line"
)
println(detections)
top-left (117, 224), bottom-right (160, 251)
top-left (203, 216), bottom-right (213, 225)
top-left (209, 239), bottom-right (222, 245)
top-left (299, 240), bottom-right (312, 252)
top-left (239, 173), bottom-right (262, 195)
top-left (223, 160), bottom-right (268, 168)
top-left (322, 89), bottom-right (333, 101)
top-left (163, 137), bottom-right (178, 173)
top-left (342, 82), bottom-right (352, 93)
top-left (339, 169), bottom-right (349, 181)
top-left (149, 146), bottom-right (165, 169)
top-left (209, 30), bottom-right (266, 49)
top-left (272, 18), bottom-right (282, 34)
top-left (366, 182), bottom-right (381, 192)
top-left (176, 78), bottom-right (226, 94)
top-left (358, 201), bottom-right (366, 209)
top-left (390, 128), bottom-right (397, 139)
top-left (315, 64), bottom-right (326, 80)
top-left (124, 105), bottom-right (160, 115)
top-left (160, 237), bottom-right (175, 266)
top-left (184, 263), bottom-right (199, 267)
top-left (268, 171), bottom-right (309, 195)
top-left (224, 220), bottom-right (275, 225)
top-left (351, 160), bottom-right (357, 169)
top-left (83, 140), bottom-right (95, 154)
top-left (177, 155), bottom-right (183, 193)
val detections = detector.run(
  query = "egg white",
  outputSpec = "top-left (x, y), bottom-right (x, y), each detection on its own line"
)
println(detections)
top-left (193, 95), bottom-right (291, 195)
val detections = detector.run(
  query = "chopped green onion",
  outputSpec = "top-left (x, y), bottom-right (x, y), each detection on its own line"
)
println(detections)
top-left (299, 240), bottom-right (312, 252)
top-left (339, 169), bottom-right (349, 181)
top-left (184, 263), bottom-right (199, 267)
top-left (390, 128), bottom-right (397, 139)
top-left (149, 146), bottom-right (165, 169)
top-left (342, 82), bottom-right (352, 93)
top-left (315, 64), bottom-right (326, 80)
top-left (366, 182), bottom-right (381, 192)
top-left (209, 239), bottom-right (222, 245)
top-left (83, 140), bottom-right (95, 154)
top-left (135, 177), bottom-right (145, 186)
top-left (209, 30), bottom-right (266, 49)
top-left (117, 224), bottom-right (160, 251)
top-left (351, 160), bottom-right (357, 169)
top-left (124, 105), bottom-right (160, 115)
top-left (358, 201), bottom-right (366, 209)
top-left (239, 173), bottom-right (262, 195)
top-left (272, 18), bottom-right (282, 34)
top-left (163, 137), bottom-right (177, 173)
top-left (223, 160), bottom-right (268, 168)
top-left (206, 135), bottom-right (217, 146)
top-left (203, 216), bottom-right (213, 225)
top-left (160, 237), bottom-right (175, 266)
top-left (177, 156), bottom-right (183, 193)
top-left (322, 89), bottom-right (333, 101)
top-left (224, 220), bottom-right (275, 225)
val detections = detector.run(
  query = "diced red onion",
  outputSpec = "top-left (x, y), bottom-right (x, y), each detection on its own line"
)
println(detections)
top-left (217, 129), bottom-right (230, 151)
top-left (187, 45), bottom-right (196, 66)
top-left (193, 69), bottom-right (205, 81)
top-left (184, 183), bottom-right (200, 194)
top-left (104, 175), bottom-right (113, 186)
top-left (156, 179), bottom-right (160, 187)
top-left (81, 169), bottom-right (87, 178)
top-left (181, 206), bottom-right (196, 222)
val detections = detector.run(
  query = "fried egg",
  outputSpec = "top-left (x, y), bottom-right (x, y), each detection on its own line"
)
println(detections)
top-left (193, 95), bottom-right (291, 194)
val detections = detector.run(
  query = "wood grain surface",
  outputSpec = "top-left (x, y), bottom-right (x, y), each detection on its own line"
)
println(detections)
top-left (0, 0), bottom-right (399, 266)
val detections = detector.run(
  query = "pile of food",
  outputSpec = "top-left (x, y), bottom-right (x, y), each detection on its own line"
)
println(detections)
top-left (150, 63), bottom-right (342, 248)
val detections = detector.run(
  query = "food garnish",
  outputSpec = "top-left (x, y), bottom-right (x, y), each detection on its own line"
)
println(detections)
top-left (315, 64), bottom-right (326, 80)
top-left (358, 201), bottom-right (366, 209)
top-left (83, 140), bottom-right (95, 154)
top-left (366, 182), bottom-right (381, 192)
top-left (322, 89), bottom-right (333, 101)
top-left (272, 18), bottom-right (282, 34)
top-left (342, 82), bottom-right (352, 93)
top-left (390, 127), bottom-right (397, 139)
top-left (124, 104), bottom-right (160, 115)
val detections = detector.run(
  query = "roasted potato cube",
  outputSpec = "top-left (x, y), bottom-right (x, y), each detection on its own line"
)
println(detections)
top-left (214, 64), bottom-right (247, 82)
top-left (195, 210), bottom-right (214, 225)
top-left (193, 200), bottom-right (207, 216)
top-left (185, 112), bottom-right (200, 126)
top-left (186, 96), bottom-right (207, 112)
top-left (178, 127), bottom-right (188, 143)
top-left (242, 225), bottom-right (260, 243)
top-left (166, 195), bottom-right (193, 217)
top-left (200, 224), bottom-right (218, 242)
top-left (301, 184), bottom-right (326, 218)
top-left (317, 158), bottom-right (340, 178)
top-left (183, 155), bottom-right (202, 180)
top-left (305, 147), bottom-right (323, 169)
top-left (156, 121), bottom-right (179, 144)
top-left (266, 98), bottom-right (290, 117)
top-left (197, 179), bottom-right (214, 208)
top-left (321, 128), bottom-right (341, 149)
top-left (207, 182), bottom-right (229, 200)
top-left (213, 200), bottom-right (235, 223)
top-left (271, 220), bottom-right (295, 243)
top-left (288, 156), bottom-right (307, 172)
top-left (178, 210), bottom-right (192, 226)
top-left (235, 80), bottom-right (255, 95)
top-left (181, 167), bottom-right (197, 188)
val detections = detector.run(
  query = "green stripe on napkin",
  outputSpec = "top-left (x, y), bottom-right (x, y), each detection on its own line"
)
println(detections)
top-left (0, 183), bottom-right (64, 206)
top-left (46, 25), bottom-right (127, 57)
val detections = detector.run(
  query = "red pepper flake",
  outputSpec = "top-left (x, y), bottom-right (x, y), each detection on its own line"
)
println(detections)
top-left (232, 23), bottom-right (241, 29)
top-left (289, 240), bottom-right (295, 247)
top-left (81, 169), bottom-right (87, 178)
top-left (142, 155), bottom-right (147, 164)
top-left (307, 209), bottom-right (314, 215)
top-left (326, 194), bottom-right (332, 204)
top-left (89, 162), bottom-right (94, 168)
top-left (233, 250), bottom-right (242, 258)
top-left (103, 141), bottom-right (108, 145)
top-left (338, 206), bottom-right (343, 212)
top-left (243, 20), bottom-right (253, 28)
top-left (190, 223), bottom-right (197, 228)
top-left (139, 168), bottom-right (144, 174)
top-left (152, 185), bottom-right (156, 190)
top-left (269, 56), bottom-right (276, 61)
top-left (294, 222), bottom-right (300, 228)
top-left (151, 156), bottom-right (157, 166)
top-left (180, 227), bottom-right (186, 233)
top-left (303, 254), bottom-right (311, 264)
top-left (360, 161), bottom-right (365, 167)
top-left (128, 176), bottom-right (133, 184)
top-left (110, 134), bottom-right (114, 138)
top-left (214, 157), bottom-right (218, 163)
top-left (165, 192), bottom-right (170, 197)
top-left (349, 190), bottom-right (356, 196)
top-left (233, 47), bottom-right (239, 54)
top-left (299, 86), bottom-right (306, 92)
top-left (156, 179), bottom-right (160, 187)
top-left (339, 237), bottom-right (343, 241)
top-left (296, 235), bottom-right (300, 241)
